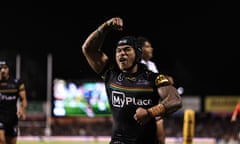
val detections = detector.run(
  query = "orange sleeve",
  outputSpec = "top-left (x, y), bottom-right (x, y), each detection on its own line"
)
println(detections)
top-left (233, 104), bottom-right (240, 116)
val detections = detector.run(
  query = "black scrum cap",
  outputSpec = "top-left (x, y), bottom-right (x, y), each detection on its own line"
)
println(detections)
top-left (116, 36), bottom-right (142, 63)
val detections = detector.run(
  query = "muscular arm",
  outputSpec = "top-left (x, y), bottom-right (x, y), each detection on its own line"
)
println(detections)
top-left (146, 85), bottom-right (182, 118)
top-left (82, 17), bottom-right (123, 74)
top-left (18, 89), bottom-right (27, 120)
top-left (134, 75), bottom-right (182, 125)
top-left (157, 85), bottom-right (182, 115)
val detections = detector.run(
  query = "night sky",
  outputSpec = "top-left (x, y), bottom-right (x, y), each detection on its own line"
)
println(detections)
top-left (1, 1), bottom-right (239, 100)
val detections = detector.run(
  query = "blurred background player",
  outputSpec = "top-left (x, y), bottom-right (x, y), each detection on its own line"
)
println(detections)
top-left (231, 103), bottom-right (240, 122)
top-left (139, 36), bottom-right (159, 73)
top-left (0, 60), bottom-right (28, 144)
top-left (230, 103), bottom-right (240, 143)
top-left (138, 36), bottom-right (169, 144)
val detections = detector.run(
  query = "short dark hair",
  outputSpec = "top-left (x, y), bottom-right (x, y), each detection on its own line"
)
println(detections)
top-left (136, 36), bottom-right (151, 48)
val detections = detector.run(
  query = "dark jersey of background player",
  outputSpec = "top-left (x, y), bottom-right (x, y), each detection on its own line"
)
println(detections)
top-left (82, 17), bottom-right (182, 144)
top-left (0, 60), bottom-right (27, 144)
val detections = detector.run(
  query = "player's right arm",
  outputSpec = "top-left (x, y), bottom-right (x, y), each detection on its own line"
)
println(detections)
top-left (82, 17), bottom-right (123, 74)
top-left (134, 74), bottom-right (182, 125)
top-left (18, 85), bottom-right (27, 120)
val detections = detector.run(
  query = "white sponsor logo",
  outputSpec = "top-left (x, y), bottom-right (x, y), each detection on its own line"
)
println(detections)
top-left (112, 91), bottom-right (152, 108)
top-left (0, 93), bottom-right (17, 101)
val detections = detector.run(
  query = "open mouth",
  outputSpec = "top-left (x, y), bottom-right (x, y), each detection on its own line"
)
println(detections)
top-left (119, 57), bottom-right (126, 62)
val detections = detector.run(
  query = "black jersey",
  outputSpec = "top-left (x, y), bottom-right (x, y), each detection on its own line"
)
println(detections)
top-left (103, 64), bottom-right (160, 144)
top-left (0, 77), bottom-right (25, 124)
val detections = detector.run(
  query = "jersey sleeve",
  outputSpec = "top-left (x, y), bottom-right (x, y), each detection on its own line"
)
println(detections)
top-left (155, 74), bottom-right (171, 87)
top-left (15, 79), bottom-right (26, 91)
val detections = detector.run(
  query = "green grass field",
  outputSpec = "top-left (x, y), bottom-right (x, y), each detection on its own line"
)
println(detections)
top-left (17, 142), bottom-right (107, 144)
top-left (17, 137), bottom-right (216, 144)
top-left (17, 141), bottom-right (215, 144)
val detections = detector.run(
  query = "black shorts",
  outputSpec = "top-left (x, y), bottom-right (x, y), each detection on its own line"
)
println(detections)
top-left (0, 121), bottom-right (19, 137)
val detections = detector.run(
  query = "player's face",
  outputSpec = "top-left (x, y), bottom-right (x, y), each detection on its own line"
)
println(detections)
top-left (142, 41), bottom-right (153, 60)
top-left (0, 65), bottom-right (9, 79)
top-left (115, 45), bottom-right (136, 71)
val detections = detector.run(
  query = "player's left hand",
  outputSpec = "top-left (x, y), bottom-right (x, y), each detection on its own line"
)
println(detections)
top-left (17, 108), bottom-right (27, 120)
top-left (134, 107), bottom-right (151, 125)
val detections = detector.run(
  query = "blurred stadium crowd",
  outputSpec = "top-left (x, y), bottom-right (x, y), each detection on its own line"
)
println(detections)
top-left (19, 113), bottom-right (240, 143)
